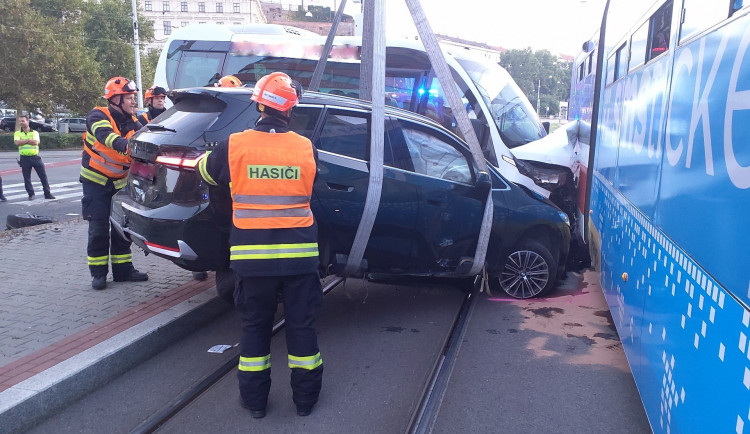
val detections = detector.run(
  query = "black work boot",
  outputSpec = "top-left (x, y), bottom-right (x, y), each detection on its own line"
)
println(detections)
top-left (113, 267), bottom-right (149, 282)
top-left (0, 194), bottom-right (6, 202)
top-left (92, 276), bottom-right (107, 290)
top-left (239, 399), bottom-right (266, 419)
top-left (44, 193), bottom-right (56, 199)
top-left (296, 402), bottom-right (315, 417)
top-left (192, 271), bottom-right (208, 281)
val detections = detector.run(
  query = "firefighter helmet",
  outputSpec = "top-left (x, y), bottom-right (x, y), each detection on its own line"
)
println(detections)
top-left (103, 77), bottom-right (138, 100)
top-left (144, 86), bottom-right (167, 101)
top-left (215, 75), bottom-right (242, 88)
top-left (250, 72), bottom-right (298, 112)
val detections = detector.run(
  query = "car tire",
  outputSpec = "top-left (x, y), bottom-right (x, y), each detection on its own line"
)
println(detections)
top-left (494, 239), bottom-right (558, 299)
top-left (6, 213), bottom-right (54, 230)
top-left (214, 267), bottom-right (236, 305)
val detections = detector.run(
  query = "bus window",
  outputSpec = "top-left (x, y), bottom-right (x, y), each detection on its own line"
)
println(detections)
top-left (629, 22), bottom-right (649, 70)
top-left (174, 51), bottom-right (226, 88)
top-left (647, 1), bottom-right (672, 61)
top-left (680, 0), bottom-right (731, 42)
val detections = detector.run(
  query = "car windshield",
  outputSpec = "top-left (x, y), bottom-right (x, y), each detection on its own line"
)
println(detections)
top-left (455, 57), bottom-right (546, 148)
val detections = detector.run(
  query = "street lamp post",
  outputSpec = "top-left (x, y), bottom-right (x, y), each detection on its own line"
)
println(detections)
top-left (536, 78), bottom-right (541, 116)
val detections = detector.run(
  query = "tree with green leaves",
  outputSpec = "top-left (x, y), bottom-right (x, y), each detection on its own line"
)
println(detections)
top-left (0, 0), bottom-right (100, 122)
top-left (499, 48), bottom-right (571, 116)
top-left (82, 0), bottom-right (154, 83)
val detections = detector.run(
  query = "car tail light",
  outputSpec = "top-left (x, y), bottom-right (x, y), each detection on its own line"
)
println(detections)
top-left (155, 150), bottom-right (205, 171)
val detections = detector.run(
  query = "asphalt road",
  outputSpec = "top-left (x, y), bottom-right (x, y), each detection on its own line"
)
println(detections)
top-left (0, 150), bottom-right (84, 229)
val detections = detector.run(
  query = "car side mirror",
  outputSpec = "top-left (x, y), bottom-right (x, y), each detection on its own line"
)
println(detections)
top-left (474, 171), bottom-right (492, 197)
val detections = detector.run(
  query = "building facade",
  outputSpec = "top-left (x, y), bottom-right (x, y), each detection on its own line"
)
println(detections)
top-left (140, 0), bottom-right (267, 51)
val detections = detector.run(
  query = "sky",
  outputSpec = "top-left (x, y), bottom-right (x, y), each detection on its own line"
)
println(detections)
top-left (300, 0), bottom-right (607, 55)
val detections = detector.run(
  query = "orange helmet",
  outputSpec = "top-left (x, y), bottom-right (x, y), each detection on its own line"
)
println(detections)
top-left (215, 75), bottom-right (242, 88)
top-left (144, 85), bottom-right (167, 101)
top-left (250, 72), bottom-right (298, 112)
top-left (103, 77), bottom-right (138, 100)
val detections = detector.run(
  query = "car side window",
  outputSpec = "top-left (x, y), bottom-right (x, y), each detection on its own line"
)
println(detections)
top-left (316, 110), bottom-right (369, 161)
top-left (389, 119), bottom-right (473, 184)
top-left (288, 106), bottom-right (322, 139)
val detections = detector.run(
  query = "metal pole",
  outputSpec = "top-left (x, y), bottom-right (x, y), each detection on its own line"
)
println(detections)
top-left (131, 0), bottom-right (144, 107)
top-left (536, 78), bottom-right (541, 115)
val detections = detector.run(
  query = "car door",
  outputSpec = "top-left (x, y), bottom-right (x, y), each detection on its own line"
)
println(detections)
top-left (387, 117), bottom-right (487, 273)
top-left (311, 108), bottom-right (420, 273)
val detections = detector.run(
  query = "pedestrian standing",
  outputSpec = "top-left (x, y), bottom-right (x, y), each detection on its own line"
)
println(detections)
top-left (80, 77), bottom-right (148, 290)
top-left (197, 72), bottom-right (322, 418)
top-left (14, 115), bottom-right (55, 200)
top-left (136, 86), bottom-right (168, 125)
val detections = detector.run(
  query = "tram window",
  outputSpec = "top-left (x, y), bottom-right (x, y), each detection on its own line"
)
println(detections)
top-left (680, 0), bottom-right (732, 42)
top-left (579, 62), bottom-right (585, 81)
top-left (731, 0), bottom-right (744, 16)
top-left (587, 53), bottom-right (593, 75)
top-left (606, 52), bottom-right (616, 85)
top-left (615, 43), bottom-right (628, 81)
top-left (647, 1), bottom-right (672, 61)
top-left (629, 22), bottom-right (649, 70)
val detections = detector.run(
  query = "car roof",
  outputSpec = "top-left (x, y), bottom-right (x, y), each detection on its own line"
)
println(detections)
top-left (172, 87), bottom-right (458, 141)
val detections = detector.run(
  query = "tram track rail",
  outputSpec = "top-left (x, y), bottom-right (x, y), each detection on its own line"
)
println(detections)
top-left (129, 276), bottom-right (345, 434)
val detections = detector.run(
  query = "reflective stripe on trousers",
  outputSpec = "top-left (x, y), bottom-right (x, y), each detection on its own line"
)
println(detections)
top-left (239, 354), bottom-right (271, 372)
top-left (288, 352), bottom-right (322, 370)
top-left (230, 243), bottom-right (318, 260)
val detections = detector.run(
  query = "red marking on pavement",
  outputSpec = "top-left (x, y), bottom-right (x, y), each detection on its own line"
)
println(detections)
top-left (0, 275), bottom-right (215, 392)
top-left (0, 158), bottom-right (81, 176)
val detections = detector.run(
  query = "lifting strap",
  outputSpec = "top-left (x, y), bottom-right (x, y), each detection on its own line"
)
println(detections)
top-left (404, 0), bottom-right (493, 277)
top-left (313, 0), bottom-right (493, 278)
top-left (308, 0), bottom-right (349, 93)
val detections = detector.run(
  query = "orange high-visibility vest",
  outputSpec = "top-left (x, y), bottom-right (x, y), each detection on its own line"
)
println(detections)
top-left (228, 129), bottom-right (316, 230)
top-left (82, 107), bottom-right (133, 179)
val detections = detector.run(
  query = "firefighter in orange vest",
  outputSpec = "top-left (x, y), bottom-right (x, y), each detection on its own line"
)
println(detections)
top-left (197, 72), bottom-right (322, 418)
top-left (137, 85), bottom-right (168, 125)
top-left (80, 77), bottom-right (149, 290)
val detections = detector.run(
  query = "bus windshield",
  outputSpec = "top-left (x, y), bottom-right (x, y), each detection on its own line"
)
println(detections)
top-left (455, 57), bottom-right (546, 148)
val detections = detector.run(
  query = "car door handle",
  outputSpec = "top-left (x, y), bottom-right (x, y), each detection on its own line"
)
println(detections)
top-left (326, 182), bottom-right (354, 192)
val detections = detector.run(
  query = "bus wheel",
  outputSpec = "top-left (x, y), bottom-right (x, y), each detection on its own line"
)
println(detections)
top-left (494, 240), bottom-right (557, 299)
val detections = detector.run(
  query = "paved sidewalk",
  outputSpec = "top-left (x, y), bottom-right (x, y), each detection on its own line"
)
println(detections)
top-left (0, 218), bottom-right (227, 434)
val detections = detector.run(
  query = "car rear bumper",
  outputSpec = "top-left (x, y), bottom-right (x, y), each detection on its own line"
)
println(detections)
top-left (111, 191), bottom-right (229, 271)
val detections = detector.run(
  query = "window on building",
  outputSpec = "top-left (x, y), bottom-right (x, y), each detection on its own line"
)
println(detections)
top-left (233, 2), bottom-right (240, 12)
top-left (181, 1), bottom-right (187, 11)
top-left (217, 21), bottom-right (223, 25)
top-left (164, 21), bottom-right (172, 35)
top-left (145, 0), bottom-right (152, 11)
top-left (198, 2), bottom-right (205, 12)
top-left (199, 21), bottom-right (206, 24)
top-left (163, 1), bottom-right (170, 12)
top-left (181, 21), bottom-right (189, 27)
top-left (216, 2), bottom-right (223, 13)
top-left (233, 22), bottom-right (241, 25)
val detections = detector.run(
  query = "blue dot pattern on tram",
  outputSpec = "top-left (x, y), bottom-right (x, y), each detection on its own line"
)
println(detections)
top-left (591, 173), bottom-right (750, 434)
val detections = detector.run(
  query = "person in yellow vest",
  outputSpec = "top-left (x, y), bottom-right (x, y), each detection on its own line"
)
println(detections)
top-left (198, 72), bottom-right (322, 418)
top-left (14, 115), bottom-right (55, 201)
top-left (80, 77), bottom-right (148, 290)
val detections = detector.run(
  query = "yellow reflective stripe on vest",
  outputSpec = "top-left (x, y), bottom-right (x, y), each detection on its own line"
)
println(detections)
top-left (288, 352), bottom-right (322, 370)
top-left (90, 119), bottom-right (110, 134)
top-left (81, 167), bottom-right (108, 186)
top-left (239, 354), bottom-right (271, 372)
top-left (104, 133), bottom-right (119, 148)
top-left (88, 255), bottom-right (108, 266)
top-left (110, 253), bottom-right (132, 264)
top-left (230, 243), bottom-right (318, 260)
top-left (198, 155), bottom-right (217, 186)
top-left (113, 178), bottom-right (128, 190)
top-left (232, 194), bottom-right (311, 205)
top-left (85, 133), bottom-right (96, 146)
top-left (234, 208), bottom-right (312, 219)
top-left (18, 144), bottom-right (39, 156)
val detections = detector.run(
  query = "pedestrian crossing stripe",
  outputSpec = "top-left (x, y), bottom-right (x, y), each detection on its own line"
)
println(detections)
top-left (1, 181), bottom-right (83, 204)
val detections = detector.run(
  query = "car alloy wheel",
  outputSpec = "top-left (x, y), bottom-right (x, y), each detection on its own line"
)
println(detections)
top-left (498, 240), bottom-right (556, 299)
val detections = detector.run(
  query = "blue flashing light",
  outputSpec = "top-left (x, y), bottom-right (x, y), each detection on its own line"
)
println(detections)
top-left (417, 87), bottom-right (425, 95)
